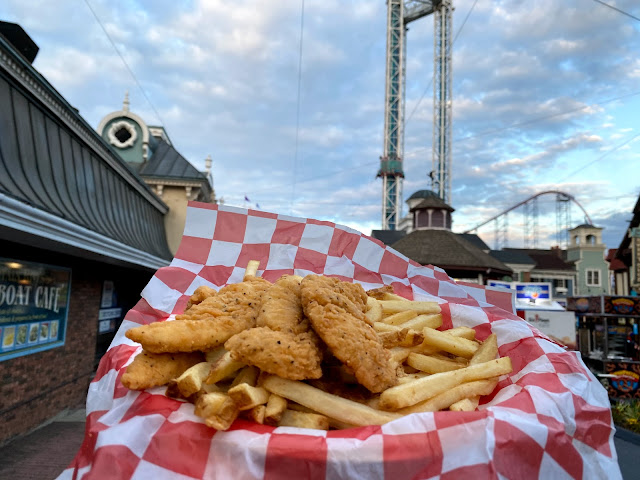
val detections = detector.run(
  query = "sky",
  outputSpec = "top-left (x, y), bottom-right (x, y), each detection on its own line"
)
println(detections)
top-left (1, 0), bottom-right (639, 251)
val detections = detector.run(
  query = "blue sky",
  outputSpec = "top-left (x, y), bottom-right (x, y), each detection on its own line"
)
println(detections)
top-left (1, 0), bottom-right (639, 251)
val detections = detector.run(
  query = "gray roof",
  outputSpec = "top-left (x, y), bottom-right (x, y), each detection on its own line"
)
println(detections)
top-left (371, 229), bottom-right (407, 246)
top-left (410, 197), bottom-right (454, 212)
top-left (140, 140), bottom-right (208, 181)
top-left (407, 189), bottom-right (441, 201)
top-left (390, 230), bottom-right (511, 273)
top-left (490, 250), bottom-right (536, 265)
top-left (459, 233), bottom-right (490, 251)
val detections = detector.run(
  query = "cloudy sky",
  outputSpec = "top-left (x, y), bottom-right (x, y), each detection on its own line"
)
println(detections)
top-left (2, 0), bottom-right (639, 250)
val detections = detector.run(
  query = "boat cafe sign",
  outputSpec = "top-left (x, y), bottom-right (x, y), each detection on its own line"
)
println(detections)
top-left (0, 258), bottom-right (71, 362)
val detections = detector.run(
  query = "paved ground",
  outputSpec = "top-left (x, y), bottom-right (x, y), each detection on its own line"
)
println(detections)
top-left (0, 409), bottom-right (637, 479)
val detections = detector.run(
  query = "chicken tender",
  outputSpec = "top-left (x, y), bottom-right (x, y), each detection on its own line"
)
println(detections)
top-left (177, 277), bottom-right (270, 321)
top-left (225, 327), bottom-right (323, 380)
top-left (256, 275), bottom-right (310, 335)
top-left (185, 285), bottom-right (217, 311)
top-left (121, 350), bottom-right (204, 390)
top-left (301, 275), bottom-right (397, 393)
top-left (126, 277), bottom-right (271, 353)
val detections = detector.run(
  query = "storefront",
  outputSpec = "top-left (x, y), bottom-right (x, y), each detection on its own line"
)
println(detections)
top-left (568, 295), bottom-right (640, 400)
top-left (0, 22), bottom-right (172, 443)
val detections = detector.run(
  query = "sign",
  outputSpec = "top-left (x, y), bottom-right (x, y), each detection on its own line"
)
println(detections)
top-left (524, 310), bottom-right (577, 350)
top-left (98, 307), bottom-right (122, 334)
top-left (0, 258), bottom-right (71, 362)
top-left (604, 361), bottom-right (640, 399)
top-left (516, 283), bottom-right (551, 303)
top-left (488, 281), bottom-right (513, 290)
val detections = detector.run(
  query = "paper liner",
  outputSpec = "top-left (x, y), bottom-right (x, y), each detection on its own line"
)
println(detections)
top-left (58, 202), bottom-right (621, 480)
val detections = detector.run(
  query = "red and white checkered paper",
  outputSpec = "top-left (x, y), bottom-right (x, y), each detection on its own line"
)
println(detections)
top-left (60, 202), bottom-right (621, 480)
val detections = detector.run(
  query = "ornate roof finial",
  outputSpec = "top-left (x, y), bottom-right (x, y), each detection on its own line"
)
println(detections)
top-left (205, 154), bottom-right (212, 173)
top-left (123, 90), bottom-right (130, 112)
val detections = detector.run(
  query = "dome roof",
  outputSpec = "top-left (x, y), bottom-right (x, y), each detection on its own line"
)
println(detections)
top-left (407, 189), bottom-right (441, 201)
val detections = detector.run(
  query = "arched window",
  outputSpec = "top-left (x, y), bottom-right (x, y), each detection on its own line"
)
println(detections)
top-left (586, 234), bottom-right (596, 245)
top-left (431, 210), bottom-right (444, 228)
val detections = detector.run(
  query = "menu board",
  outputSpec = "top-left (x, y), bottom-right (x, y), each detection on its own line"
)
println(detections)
top-left (0, 258), bottom-right (71, 362)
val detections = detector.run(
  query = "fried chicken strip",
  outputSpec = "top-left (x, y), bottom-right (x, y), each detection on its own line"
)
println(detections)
top-left (301, 275), bottom-right (397, 393)
top-left (121, 350), bottom-right (204, 390)
top-left (225, 327), bottom-right (323, 380)
top-left (185, 285), bottom-right (217, 311)
top-left (256, 275), bottom-right (309, 334)
top-left (126, 277), bottom-right (271, 353)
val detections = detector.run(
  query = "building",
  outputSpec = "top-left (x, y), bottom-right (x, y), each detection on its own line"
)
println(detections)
top-left (566, 224), bottom-right (610, 296)
top-left (97, 95), bottom-right (216, 254)
top-left (0, 22), bottom-right (173, 444)
top-left (491, 248), bottom-right (576, 301)
top-left (372, 190), bottom-right (512, 283)
top-left (612, 193), bottom-right (640, 295)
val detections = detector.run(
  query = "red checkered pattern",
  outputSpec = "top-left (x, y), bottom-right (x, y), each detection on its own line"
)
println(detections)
top-left (59, 202), bottom-right (621, 480)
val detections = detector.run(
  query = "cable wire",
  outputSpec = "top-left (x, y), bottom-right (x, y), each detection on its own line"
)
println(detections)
top-left (591, 0), bottom-right (640, 22)
top-left (290, 0), bottom-right (305, 214)
top-left (82, 0), bottom-right (166, 127)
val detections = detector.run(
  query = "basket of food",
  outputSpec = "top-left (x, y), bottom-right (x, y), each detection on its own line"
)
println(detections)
top-left (60, 202), bottom-right (621, 479)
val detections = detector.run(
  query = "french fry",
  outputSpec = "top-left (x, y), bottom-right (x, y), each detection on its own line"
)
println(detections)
top-left (399, 313), bottom-right (443, 331)
top-left (449, 397), bottom-right (480, 412)
top-left (264, 394), bottom-right (288, 425)
top-left (470, 334), bottom-right (498, 365)
top-left (194, 392), bottom-right (239, 431)
top-left (446, 326), bottom-right (476, 341)
top-left (205, 346), bottom-right (227, 364)
top-left (379, 357), bottom-right (512, 410)
top-left (263, 375), bottom-right (401, 426)
top-left (407, 352), bottom-right (466, 374)
top-left (389, 347), bottom-right (411, 364)
top-left (397, 372), bottom-right (428, 384)
top-left (244, 404), bottom-right (266, 424)
top-left (205, 351), bottom-right (245, 384)
top-left (374, 322), bottom-right (402, 333)
top-left (230, 366), bottom-right (259, 388)
top-left (382, 310), bottom-right (418, 326)
top-left (421, 327), bottom-right (479, 358)
top-left (380, 300), bottom-right (441, 315)
top-left (175, 362), bottom-right (213, 398)
top-left (379, 329), bottom-right (423, 348)
top-left (397, 379), bottom-right (498, 414)
top-left (381, 292), bottom-right (410, 301)
top-left (278, 409), bottom-right (330, 430)
top-left (228, 383), bottom-right (270, 411)
top-left (243, 260), bottom-right (260, 280)
top-left (365, 297), bottom-right (383, 324)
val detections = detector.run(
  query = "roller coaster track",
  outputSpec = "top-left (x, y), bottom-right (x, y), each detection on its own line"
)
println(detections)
top-left (462, 190), bottom-right (593, 249)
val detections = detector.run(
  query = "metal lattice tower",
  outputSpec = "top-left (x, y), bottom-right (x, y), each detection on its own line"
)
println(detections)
top-left (432, 0), bottom-right (453, 205)
top-left (524, 197), bottom-right (539, 249)
top-left (494, 213), bottom-right (509, 250)
top-left (556, 193), bottom-right (571, 248)
top-left (379, 0), bottom-right (451, 230)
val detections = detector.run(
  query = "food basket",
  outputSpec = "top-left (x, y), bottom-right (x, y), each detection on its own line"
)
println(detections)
top-left (59, 202), bottom-right (621, 480)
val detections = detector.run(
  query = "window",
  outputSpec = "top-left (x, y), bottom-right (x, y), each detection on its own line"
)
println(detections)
top-left (586, 269), bottom-right (601, 287)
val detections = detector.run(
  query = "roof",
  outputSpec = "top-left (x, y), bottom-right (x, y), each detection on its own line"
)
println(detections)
top-left (571, 223), bottom-right (601, 230)
top-left (410, 197), bottom-right (454, 212)
top-left (140, 140), bottom-right (209, 181)
top-left (500, 248), bottom-right (574, 271)
top-left (370, 229), bottom-right (407, 246)
top-left (459, 233), bottom-right (490, 251)
top-left (490, 250), bottom-right (536, 265)
top-left (407, 189), bottom-right (441, 201)
top-left (390, 230), bottom-right (511, 273)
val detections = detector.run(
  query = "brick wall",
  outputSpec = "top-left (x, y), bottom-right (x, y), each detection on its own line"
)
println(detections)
top-left (0, 270), bottom-right (100, 444)
top-left (0, 241), bottom-right (154, 445)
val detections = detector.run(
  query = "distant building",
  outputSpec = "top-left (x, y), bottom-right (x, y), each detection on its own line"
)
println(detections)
top-left (491, 248), bottom-right (576, 300)
top-left (611, 193), bottom-right (640, 295)
top-left (97, 95), bottom-right (216, 254)
top-left (0, 21), bottom-right (172, 444)
top-left (566, 224), bottom-right (610, 296)
top-left (372, 190), bottom-right (512, 283)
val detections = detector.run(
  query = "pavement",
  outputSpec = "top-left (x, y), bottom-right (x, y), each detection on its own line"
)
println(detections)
top-left (0, 409), bottom-right (638, 479)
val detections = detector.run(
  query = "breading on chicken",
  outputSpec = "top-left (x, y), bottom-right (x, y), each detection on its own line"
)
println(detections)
top-left (225, 327), bottom-right (323, 380)
top-left (301, 275), bottom-right (397, 393)
top-left (121, 350), bottom-right (204, 390)
top-left (256, 275), bottom-right (309, 335)
top-left (125, 277), bottom-right (271, 353)
top-left (185, 285), bottom-right (217, 311)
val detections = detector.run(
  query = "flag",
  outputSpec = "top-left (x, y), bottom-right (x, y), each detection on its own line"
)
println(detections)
top-left (244, 195), bottom-right (250, 202)
top-left (255, 203), bottom-right (260, 209)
